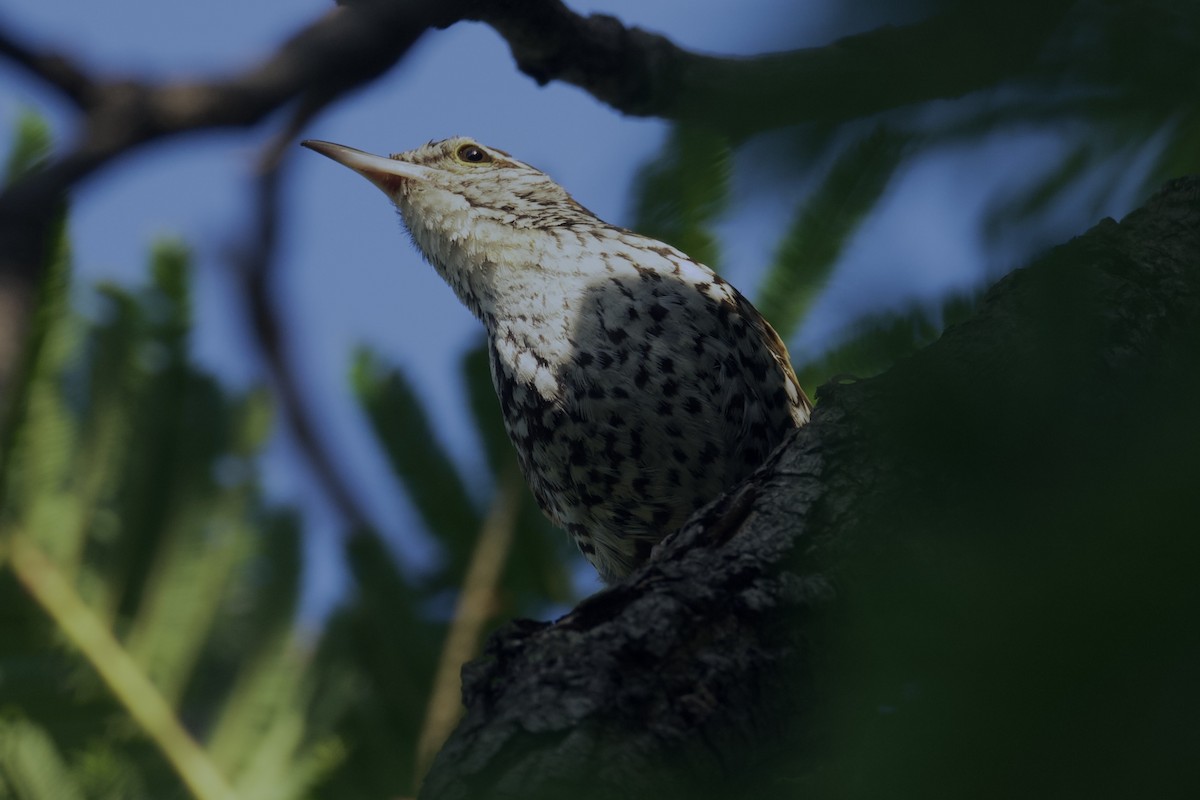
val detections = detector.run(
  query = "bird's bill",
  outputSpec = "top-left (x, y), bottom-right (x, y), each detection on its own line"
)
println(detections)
top-left (301, 140), bottom-right (438, 194)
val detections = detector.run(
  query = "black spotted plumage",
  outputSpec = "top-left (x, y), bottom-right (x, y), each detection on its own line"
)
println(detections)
top-left (485, 264), bottom-right (809, 582)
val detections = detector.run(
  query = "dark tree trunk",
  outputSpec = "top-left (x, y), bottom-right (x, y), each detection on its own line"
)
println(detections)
top-left (420, 178), bottom-right (1200, 800)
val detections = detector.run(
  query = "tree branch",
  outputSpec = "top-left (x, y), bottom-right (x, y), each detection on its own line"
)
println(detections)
top-left (469, 0), bottom-right (1075, 137)
top-left (0, 26), bottom-right (93, 108)
top-left (418, 178), bottom-right (1200, 798)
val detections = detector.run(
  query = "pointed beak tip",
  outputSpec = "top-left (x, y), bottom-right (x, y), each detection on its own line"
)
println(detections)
top-left (299, 139), bottom-right (340, 159)
top-left (300, 139), bottom-right (436, 194)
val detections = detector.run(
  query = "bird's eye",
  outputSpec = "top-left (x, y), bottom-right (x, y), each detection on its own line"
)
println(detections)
top-left (457, 144), bottom-right (492, 164)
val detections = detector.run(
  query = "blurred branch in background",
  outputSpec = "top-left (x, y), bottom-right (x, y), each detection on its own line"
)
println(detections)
top-left (0, 0), bottom-right (462, 408)
top-left (0, 26), bottom-right (93, 107)
top-left (4, 535), bottom-right (234, 800)
top-left (3, 0), bottom-right (1197, 399)
top-left (239, 115), bottom-right (376, 535)
top-left (471, 0), bottom-right (1076, 135)
top-left (414, 466), bottom-right (522, 783)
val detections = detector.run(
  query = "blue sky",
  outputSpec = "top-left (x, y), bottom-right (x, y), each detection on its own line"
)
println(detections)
top-left (0, 0), bottom-right (1158, 619)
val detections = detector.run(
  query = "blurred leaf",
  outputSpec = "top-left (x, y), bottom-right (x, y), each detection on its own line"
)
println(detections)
top-left (209, 636), bottom-right (339, 800)
top-left (99, 249), bottom-right (196, 625)
top-left (0, 141), bottom-right (334, 797)
top-left (503, 489), bottom-right (576, 607)
top-left (631, 125), bottom-right (732, 269)
top-left (0, 116), bottom-right (74, 557)
top-left (796, 292), bottom-right (978, 392)
top-left (1143, 108), bottom-right (1200, 195)
top-left (351, 348), bottom-right (480, 579)
top-left (202, 510), bottom-right (302, 668)
top-left (71, 739), bottom-right (149, 799)
top-left (232, 386), bottom-right (275, 455)
top-left (758, 127), bottom-right (910, 340)
top-left (312, 530), bottom-right (441, 799)
top-left (148, 239), bottom-right (193, 341)
top-left (63, 287), bottom-right (144, 611)
top-left (983, 141), bottom-right (1096, 242)
top-left (2, 111), bottom-right (52, 185)
top-left (123, 501), bottom-right (252, 706)
top-left (204, 513), bottom-right (305, 772)
top-left (0, 714), bottom-right (86, 800)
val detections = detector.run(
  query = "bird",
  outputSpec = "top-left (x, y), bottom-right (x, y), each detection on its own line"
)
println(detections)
top-left (302, 136), bottom-right (811, 583)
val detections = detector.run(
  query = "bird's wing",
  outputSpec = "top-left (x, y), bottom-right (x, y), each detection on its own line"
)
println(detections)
top-left (733, 290), bottom-right (813, 426)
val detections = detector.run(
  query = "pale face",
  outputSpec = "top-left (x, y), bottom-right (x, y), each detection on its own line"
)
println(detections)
top-left (302, 137), bottom-right (595, 229)
top-left (302, 136), bottom-right (604, 322)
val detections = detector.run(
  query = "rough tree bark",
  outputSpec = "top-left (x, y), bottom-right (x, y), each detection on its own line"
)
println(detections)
top-left (420, 178), bottom-right (1200, 799)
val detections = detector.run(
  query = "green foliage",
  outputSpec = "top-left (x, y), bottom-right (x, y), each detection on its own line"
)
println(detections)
top-left (620, 1), bottom-right (1200, 406)
top-left (630, 126), bottom-right (732, 269)
top-left (2, 112), bottom-right (52, 181)
top-left (350, 342), bottom-right (575, 604)
top-left (0, 126), bottom-right (337, 800)
top-left (308, 338), bottom-right (574, 798)
top-left (351, 348), bottom-right (480, 576)
top-left (758, 127), bottom-right (910, 341)
top-left (0, 112), bottom-right (71, 518)
top-left (1148, 108), bottom-right (1200, 192)
top-left (307, 530), bottom-right (439, 798)
top-left (0, 714), bottom-right (86, 800)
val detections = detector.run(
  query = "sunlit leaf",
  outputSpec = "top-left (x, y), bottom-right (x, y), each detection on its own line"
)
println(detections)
top-left (232, 386), bottom-right (275, 455)
top-left (0, 115), bottom-right (74, 562)
top-left (0, 714), bottom-right (86, 800)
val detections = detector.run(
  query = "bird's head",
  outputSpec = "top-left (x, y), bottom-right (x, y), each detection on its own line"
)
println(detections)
top-left (303, 136), bottom-right (605, 323)
top-left (302, 137), bottom-right (595, 234)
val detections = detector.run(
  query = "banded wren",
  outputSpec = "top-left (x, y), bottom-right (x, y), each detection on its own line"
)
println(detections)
top-left (303, 137), bottom-right (811, 582)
